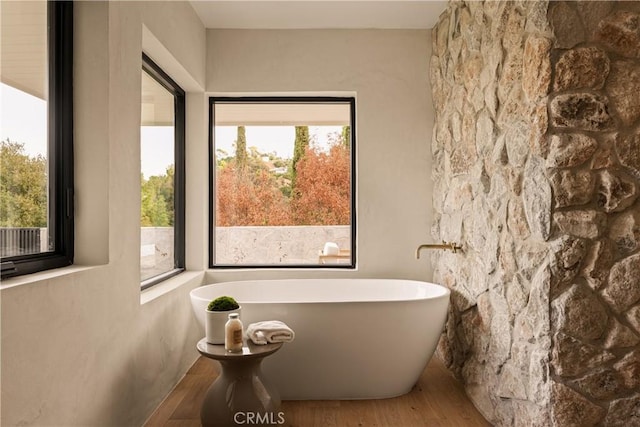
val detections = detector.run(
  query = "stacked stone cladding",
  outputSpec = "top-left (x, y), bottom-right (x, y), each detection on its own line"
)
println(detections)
top-left (547, 2), bottom-right (640, 425)
top-left (431, 1), bottom-right (640, 426)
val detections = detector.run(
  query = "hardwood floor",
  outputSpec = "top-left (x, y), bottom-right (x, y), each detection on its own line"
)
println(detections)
top-left (143, 356), bottom-right (491, 427)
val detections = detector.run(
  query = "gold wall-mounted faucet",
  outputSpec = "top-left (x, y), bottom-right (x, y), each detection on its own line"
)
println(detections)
top-left (416, 242), bottom-right (463, 259)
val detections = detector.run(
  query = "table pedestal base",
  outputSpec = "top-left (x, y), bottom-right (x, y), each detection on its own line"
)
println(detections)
top-left (201, 359), bottom-right (281, 427)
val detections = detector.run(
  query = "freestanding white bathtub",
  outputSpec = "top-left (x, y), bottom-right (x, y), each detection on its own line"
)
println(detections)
top-left (189, 279), bottom-right (450, 400)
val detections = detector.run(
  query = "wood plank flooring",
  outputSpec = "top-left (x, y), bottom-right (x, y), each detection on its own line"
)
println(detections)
top-left (143, 356), bottom-right (491, 427)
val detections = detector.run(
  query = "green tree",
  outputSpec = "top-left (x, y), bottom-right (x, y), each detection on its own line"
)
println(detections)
top-left (0, 139), bottom-right (47, 227)
top-left (235, 126), bottom-right (248, 171)
top-left (141, 166), bottom-right (174, 227)
top-left (155, 165), bottom-right (174, 225)
top-left (216, 148), bottom-right (233, 168)
top-left (342, 126), bottom-right (351, 148)
top-left (291, 126), bottom-right (309, 188)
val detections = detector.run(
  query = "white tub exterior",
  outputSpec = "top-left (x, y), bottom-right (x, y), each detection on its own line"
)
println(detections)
top-left (190, 279), bottom-right (450, 400)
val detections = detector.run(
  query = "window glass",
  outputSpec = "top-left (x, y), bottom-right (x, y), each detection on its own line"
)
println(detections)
top-left (1, 1), bottom-right (50, 257)
top-left (140, 55), bottom-right (185, 286)
top-left (0, 1), bottom-right (73, 277)
top-left (210, 98), bottom-right (356, 268)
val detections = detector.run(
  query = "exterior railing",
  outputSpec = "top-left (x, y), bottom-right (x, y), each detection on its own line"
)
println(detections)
top-left (0, 228), bottom-right (48, 257)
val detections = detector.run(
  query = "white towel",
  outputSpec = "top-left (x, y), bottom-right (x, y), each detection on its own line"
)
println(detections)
top-left (246, 320), bottom-right (295, 345)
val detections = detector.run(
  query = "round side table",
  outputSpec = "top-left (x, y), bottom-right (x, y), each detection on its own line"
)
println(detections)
top-left (196, 338), bottom-right (283, 427)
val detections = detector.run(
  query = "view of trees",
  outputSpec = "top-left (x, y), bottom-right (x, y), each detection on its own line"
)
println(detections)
top-left (291, 137), bottom-right (351, 225)
top-left (0, 139), bottom-right (176, 230)
top-left (2, 127), bottom-right (350, 231)
top-left (216, 126), bottom-right (351, 227)
top-left (141, 165), bottom-right (174, 227)
top-left (0, 139), bottom-right (47, 227)
top-left (291, 126), bottom-right (309, 188)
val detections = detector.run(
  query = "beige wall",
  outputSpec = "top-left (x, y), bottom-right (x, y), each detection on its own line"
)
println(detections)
top-left (1, 2), bottom-right (206, 426)
top-left (206, 29), bottom-right (435, 283)
top-left (1, 13), bottom-right (436, 427)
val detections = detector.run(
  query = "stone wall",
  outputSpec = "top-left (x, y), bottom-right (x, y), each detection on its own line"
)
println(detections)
top-left (547, 2), bottom-right (640, 425)
top-left (140, 227), bottom-right (174, 280)
top-left (431, 1), bottom-right (554, 424)
top-left (430, 1), bottom-right (639, 426)
top-left (215, 225), bottom-right (351, 265)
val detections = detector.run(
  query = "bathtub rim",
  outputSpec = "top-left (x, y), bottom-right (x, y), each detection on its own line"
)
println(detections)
top-left (190, 278), bottom-right (450, 305)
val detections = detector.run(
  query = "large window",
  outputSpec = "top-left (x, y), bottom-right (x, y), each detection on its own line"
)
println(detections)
top-left (210, 97), bottom-right (356, 268)
top-left (140, 54), bottom-right (185, 288)
top-left (0, 1), bottom-right (73, 278)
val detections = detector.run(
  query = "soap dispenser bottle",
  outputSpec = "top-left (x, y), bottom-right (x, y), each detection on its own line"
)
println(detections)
top-left (225, 313), bottom-right (243, 352)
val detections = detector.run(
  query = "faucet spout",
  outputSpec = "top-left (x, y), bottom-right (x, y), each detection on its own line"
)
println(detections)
top-left (416, 242), bottom-right (463, 258)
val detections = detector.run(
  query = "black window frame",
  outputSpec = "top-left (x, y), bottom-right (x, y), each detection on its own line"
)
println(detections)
top-left (1, 1), bottom-right (74, 279)
top-left (140, 53), bottom-right (186, 290)
top-left (209, 96), bottom-right (357, 269)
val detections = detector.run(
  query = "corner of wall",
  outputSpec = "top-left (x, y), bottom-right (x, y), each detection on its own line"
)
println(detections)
top-left (74, 0), bottom-right (110, 265)
top-left (430, 1), bottom-right (555, 425)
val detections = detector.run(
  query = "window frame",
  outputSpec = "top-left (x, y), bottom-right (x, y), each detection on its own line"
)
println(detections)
top-left (139, 53), bottom-right (186, 290)
top-left (0, 1), bottom-right (74, 279)
top-left (208, 96), bottom-right (357, 269)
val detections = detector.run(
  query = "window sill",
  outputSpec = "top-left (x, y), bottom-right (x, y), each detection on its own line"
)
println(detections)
top-left (0, 265), bottom-right (204, 304)
top-left (0, 264), bottom-right (103, 291)
top-left (140, 270), bottom-right (204, 305)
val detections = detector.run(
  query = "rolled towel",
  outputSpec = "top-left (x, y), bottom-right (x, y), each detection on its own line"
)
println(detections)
top-left (246, 320), bottom-right (295, 345)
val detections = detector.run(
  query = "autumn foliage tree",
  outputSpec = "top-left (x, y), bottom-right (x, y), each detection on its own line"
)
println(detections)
top-left (216, 151), bottom-right (291, 226)
top-left (216, 127), bottom-right (351, 227)
top-left (291, 141), bottom-right (350, 225)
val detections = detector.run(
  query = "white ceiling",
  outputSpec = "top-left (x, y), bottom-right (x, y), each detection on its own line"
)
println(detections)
top-left (0, 1), bottom-right (47, 100)
top-left (214, 102), bottom-right (352, 126)
top-left (190, 1), bottom-right (448, 30)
